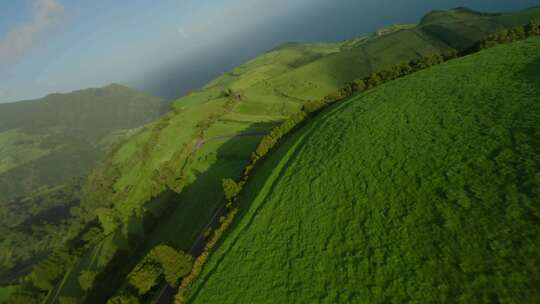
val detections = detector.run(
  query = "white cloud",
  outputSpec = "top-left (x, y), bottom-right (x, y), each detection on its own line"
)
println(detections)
top-left (0, 0), bottom-right (64, 66)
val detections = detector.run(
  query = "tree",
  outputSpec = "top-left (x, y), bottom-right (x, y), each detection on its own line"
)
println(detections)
top-left (127, 260), bottom-right (162, 295)
top-left (96, 208), bottom-right (121, 234)
top-left (526, 19), bottom-right (540, 34)
top-left (127, 245), bottom-right (193, 294)
top-left (222, 178), bottom-right (241, 201)
top-left (366, 73), bottom-right (383, 88)
top-left (152, 245), bottom-right (193, 286)
top-left (78, 270), bottom-right (97, 291)
top-left (353, 79), bottom-right (367, 92)
top-left (107, 293), bottom-right (141, 304)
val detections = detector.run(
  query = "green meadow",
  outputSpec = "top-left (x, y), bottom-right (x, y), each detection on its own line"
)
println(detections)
top-left (185, 37), bottom-right (540, 304)
top-left (0, 286), bottom-right (15, 303)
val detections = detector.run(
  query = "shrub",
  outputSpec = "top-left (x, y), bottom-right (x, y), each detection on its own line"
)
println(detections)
top-left (96, 208), bottom-right (122, 234)
top-left (127, 259), bottom-right (162, 296)
top-left (152, 245), bottom-right (193, 286)
top-left (128, 245), bottom-right (192, 295)
top-left (175, 209), bottom-right (239, 304)
top-left (78, 270), bottom-right (97, 291)
top-left (222, 178), bottom-right (242, 202)
top-left (107, 293), bottom-right (141, 304)
top-left (475, 19), bottom-right (540, 51)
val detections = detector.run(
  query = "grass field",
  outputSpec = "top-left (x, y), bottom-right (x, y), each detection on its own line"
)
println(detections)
top-left (0, 286), bottom-right (15, 303)
top-left (185, 37), bottom-right (540, 304)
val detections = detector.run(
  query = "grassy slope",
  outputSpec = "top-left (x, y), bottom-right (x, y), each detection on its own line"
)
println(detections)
top-left (0, 286), bottom-right (15, 303)
top-left (50, 6), bottom-right (540, 303)
top-left (186, 37), bottom-right (540, 304)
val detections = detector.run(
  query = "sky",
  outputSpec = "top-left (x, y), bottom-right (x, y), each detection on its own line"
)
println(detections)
top-left (0, 0), bottom-right (539, 103)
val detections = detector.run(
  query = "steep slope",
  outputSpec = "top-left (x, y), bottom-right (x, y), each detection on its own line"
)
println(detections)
top-left (185, 37), bottom-right (540, 303)
top-left (43, 6), bottom-right (540, 304)
top-left (0, 84), bottom-right (163, 285)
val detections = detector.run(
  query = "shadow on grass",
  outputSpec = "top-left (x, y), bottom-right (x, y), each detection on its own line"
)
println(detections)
top-left (184, 96), bottom-right (354, 302)
top-left (82, 121), bottom-right (275, 304)
top-left (521, 57), bottom-right (540, 83)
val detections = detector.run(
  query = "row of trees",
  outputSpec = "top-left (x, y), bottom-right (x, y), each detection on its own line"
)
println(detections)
top-left (127, 245), bottom-right (192, 296)
top-left (173, 17), bottom-right (540, 304)
top-left (474, 19), bottom-right (540, 51)
top-left (175, 208), bottom-right (239, 304)
top-left (90, 245), bottom-right (195, 304)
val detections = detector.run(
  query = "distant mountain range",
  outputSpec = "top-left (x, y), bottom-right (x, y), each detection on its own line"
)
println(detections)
top-left (0, 84), bottom-right (165, 204)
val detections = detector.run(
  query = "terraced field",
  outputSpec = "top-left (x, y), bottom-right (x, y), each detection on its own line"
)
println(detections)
top-left (185, 37), bottom-right (540, 304)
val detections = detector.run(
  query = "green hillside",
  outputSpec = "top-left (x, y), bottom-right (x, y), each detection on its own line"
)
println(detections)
top-left (35, 6), bottom-right (540, 304)
top-left (185, 37), bottom-right (540, 304)
top-left (0, 84), bottom-right (163, 286)
top-left (0, 83), bottom-right (164, 203)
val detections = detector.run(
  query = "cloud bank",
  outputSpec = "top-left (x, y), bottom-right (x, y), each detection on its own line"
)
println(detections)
top-left (0, 0), bottom-right (64, 67)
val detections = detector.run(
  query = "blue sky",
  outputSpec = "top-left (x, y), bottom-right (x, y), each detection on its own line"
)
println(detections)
top-left (0, 0), bottom-right (222, 101)
top-left (0, 0), bottom-right (539, 102)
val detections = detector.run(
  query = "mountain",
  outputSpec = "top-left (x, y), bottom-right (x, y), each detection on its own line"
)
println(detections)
top-left (0, 83), bottom-right (164, 203)
top-left (184, 35), bottom-right (540, 304)
top-left (0, 84), bottom-right (164, 285)
top-left (14, 6), bottom-right (540, 304)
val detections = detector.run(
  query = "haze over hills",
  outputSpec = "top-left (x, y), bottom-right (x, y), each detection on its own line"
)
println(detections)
top-left (130, 1), bottom-right (540, 101)
top-left (1, 4), bottom-right (540, 304)
top-left (0, 83), bottom-right (164, 289)
top-left (0, 83), bottom-right (164, 203)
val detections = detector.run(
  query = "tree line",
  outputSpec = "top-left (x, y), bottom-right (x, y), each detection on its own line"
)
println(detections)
top-left (175, 209), bottom-right (239, 304)
top-left (110, 244), bottom-right (193, 302)
top-left (469, 19), bottom-right (540, 52)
